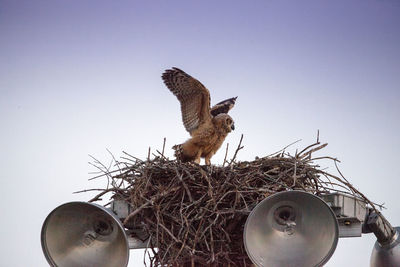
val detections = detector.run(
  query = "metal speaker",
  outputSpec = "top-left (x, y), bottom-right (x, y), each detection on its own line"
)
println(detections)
top-left (41, 202), bottom-right (129, 267)
top-left (371, 227), bottom-right (400, 267)
top-left (244, 191), bottom-right (339, 267)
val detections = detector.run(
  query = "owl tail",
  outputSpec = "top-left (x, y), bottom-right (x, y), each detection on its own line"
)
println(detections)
top-left (172, 144), bottom-right (196, 162)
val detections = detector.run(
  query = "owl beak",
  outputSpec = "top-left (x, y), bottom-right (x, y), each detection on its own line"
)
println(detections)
top-left (231, 123), bottom-right (235, 131)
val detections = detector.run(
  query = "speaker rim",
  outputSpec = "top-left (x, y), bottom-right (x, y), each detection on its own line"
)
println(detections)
top-left (243, 190), bottom-right (339, 267)
top-left (41, 201), bottom-right (130, 267)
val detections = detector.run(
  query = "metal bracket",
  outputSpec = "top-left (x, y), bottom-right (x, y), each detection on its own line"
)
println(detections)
top-left (111, 199), bottom-right (150, 249)
top-left (321, 192), bottom-right (367, 237)
top-left (110, 192), bottom-right (396, 246)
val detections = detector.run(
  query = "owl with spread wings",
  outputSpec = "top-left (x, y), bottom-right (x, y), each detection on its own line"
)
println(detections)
top-left (162, 67), bottom-right (237, 165)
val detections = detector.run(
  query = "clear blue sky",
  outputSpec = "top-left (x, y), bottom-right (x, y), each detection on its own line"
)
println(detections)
top-left (1, 0), bottom-right (399, 266)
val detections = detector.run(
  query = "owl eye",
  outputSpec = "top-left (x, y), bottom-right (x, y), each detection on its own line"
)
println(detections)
top-left (226, 118), bottom-right (232, 124)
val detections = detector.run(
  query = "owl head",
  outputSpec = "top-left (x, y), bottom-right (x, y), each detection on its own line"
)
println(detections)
top-left (213, 113), bottom-right (235, 133)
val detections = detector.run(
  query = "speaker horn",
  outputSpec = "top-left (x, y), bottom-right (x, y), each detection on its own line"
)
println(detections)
top-left (41, 202), bottom-right (129, 267)
top-left (244, 191), bottom-right (339, 267)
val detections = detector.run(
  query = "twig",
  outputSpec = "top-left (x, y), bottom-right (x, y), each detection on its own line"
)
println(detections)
top-left (222, 143), bottom-right (229, 167)
top-left (162, 137), bottom-right (166, 158)
top-left (229, 134), bottom-right (244, 166)
top-left (265, 139), bottom-right (302, 158)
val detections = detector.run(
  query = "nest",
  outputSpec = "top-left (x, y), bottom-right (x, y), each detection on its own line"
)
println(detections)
top-left (82, 137), bottom-right (379, 266)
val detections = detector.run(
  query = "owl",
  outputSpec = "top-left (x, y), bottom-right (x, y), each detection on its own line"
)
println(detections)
top-left (162, 67), bottom-right (237, 165)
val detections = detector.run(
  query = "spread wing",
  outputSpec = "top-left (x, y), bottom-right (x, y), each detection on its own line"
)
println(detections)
top-left (162, 67), bottom-right (212, 134)
top-left (210, 96), bottom-right (237, 117)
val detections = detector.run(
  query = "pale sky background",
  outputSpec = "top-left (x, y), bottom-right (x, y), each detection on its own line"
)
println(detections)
top-left (1, 0), bottom-right (400, 266)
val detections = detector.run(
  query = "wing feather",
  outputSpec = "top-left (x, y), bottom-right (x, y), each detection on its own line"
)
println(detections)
top-left (162, 67), bottom-right (212, 134)
top-left (210, 96), bottom-right (237, 117)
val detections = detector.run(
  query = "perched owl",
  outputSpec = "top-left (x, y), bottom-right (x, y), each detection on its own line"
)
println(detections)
top-left (162, 67), bottom-right (237, 165)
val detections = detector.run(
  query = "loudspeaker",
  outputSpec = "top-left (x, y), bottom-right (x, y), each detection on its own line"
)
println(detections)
top-left (41, 202), bottom-right (129, 267)
top-left (244, 191), bottom-right (339, 267)
top-left (371, 226), bottom-right (400, 267)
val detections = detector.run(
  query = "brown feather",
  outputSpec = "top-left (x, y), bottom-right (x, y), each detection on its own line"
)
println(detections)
top-left (162, 68), bottom-right (212, 134)
top-left (210, 96), bottom-right (237, 117)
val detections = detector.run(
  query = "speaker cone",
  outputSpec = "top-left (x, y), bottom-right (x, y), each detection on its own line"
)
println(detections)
top-left (244, 191), bottom-right (339, 267)
top-left (41, 202), bottom-right (129, 267)
top-left (371, 226), bottom-right (400, 267)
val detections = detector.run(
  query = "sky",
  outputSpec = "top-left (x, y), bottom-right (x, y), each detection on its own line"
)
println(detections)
top-left (1, 0), bottom-right (400, 266)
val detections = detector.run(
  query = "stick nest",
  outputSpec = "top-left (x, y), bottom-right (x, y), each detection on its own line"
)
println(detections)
top-left (84, 138), bottom-right (379, 266)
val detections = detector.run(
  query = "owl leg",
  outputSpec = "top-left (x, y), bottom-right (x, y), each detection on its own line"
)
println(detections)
top-left (205, 153), bottom-right (214, 165)
top-left (194, 149), bottom-right (202, 164)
